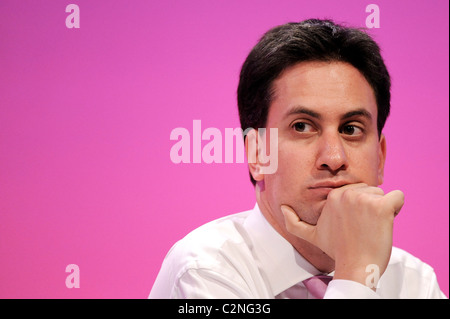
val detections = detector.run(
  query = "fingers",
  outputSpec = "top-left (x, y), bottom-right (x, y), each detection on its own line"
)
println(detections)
top-left (280, 187), bottom-right (404, 251)
top-left (335, 183), bottom-right (385, 196)
top-left (382, 190), bottom-right (405, 217)
top-left (281, 205), bottom-right (316, 244)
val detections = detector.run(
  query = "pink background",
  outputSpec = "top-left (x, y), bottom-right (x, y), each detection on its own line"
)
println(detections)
top-left (0, 0), bottom-right (448, 298)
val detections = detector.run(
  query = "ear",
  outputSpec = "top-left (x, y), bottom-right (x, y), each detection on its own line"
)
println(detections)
top-left (245, 129), bottom-right (264, 182)
top-left (377, 134), bottom-right (387, 185)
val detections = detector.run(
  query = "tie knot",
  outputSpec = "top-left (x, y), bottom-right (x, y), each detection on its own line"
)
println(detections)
top-left (303, 275), bottom-right (333, 299)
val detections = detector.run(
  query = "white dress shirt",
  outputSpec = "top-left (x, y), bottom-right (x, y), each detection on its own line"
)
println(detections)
top-left (149, 204), bottom-right (446, 299)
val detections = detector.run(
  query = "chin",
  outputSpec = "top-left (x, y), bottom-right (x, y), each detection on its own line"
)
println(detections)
top-left (292, 201), bottom-right (324, 226)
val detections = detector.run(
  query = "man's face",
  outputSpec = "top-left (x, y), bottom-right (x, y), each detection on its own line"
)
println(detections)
top-left (259, 61), bottom-right (386, 226)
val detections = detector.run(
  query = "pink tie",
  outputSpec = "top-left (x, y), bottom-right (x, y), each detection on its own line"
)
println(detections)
top-left (303, 275), bottom-right (333, 299)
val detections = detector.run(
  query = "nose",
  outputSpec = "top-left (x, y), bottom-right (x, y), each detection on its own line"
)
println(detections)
top-left (315, 131), bottom-right (348, 174)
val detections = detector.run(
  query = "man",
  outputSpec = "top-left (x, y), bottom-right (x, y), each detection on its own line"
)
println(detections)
top-left (149, 19), bottom-right (446, 298)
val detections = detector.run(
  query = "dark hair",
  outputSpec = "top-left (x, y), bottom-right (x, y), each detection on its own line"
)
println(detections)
top-left (237, 19), bottom-right (391, 185)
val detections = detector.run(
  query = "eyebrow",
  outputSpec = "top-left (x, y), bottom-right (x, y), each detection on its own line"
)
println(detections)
top-left (285, 105), bottom-right (321, 119)
top-left (341, 109), bottom-right (373, 121)
top-left (285, 105), bottom-right (373, 121)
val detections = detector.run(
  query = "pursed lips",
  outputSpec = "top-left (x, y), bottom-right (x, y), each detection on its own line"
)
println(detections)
top-left (309, 181), bottom-right (351, 189)
top-left (308, 181), bottom-right (352, 197)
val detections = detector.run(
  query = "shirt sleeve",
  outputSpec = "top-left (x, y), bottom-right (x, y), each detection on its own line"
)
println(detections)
top-left (324, 274), bottom-right (448, 299)
top-left (425, 270), bottom-right (448, 299)
top-left (324, 279), bottom-right (381, 299)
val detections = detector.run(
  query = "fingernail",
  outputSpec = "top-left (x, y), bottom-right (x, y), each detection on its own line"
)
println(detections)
top-left (280, 205), bottom-right (289, 215)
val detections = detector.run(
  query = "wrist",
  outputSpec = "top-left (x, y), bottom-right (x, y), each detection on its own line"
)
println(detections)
top-left (334, 262), bottom-right (381, 291)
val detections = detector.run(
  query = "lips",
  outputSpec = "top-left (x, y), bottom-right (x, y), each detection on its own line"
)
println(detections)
top-left (308, 181), bottom-right (352, 199)
top-left (309, 181), bottom-right (351, 189)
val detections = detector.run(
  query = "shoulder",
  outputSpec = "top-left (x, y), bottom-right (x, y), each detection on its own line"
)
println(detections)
top-left (379, 247), bottom-right (445, 298)
top-left (149, 209), bottom-right (260, 298)
top-left (388, 246), bottom-right (435, 275)
top-left (163, 209), bottom-right (254, 274)
top-left (150, 207), bottom-right (280, 298)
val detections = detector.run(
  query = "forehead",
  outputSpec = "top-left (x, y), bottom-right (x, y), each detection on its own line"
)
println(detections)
top-left (269, 61), bottom-right (378, 122)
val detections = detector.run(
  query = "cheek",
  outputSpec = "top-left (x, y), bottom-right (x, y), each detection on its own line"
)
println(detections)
top-left (348, 148), bottom-right (381, 185)
top-left (265, 145), bottom-right (311, 196)
top-left (275, 144), bottom-right (307, 178)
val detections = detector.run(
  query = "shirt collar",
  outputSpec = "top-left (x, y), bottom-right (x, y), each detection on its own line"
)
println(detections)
top-left (244, 203), bottom-right (333, 296)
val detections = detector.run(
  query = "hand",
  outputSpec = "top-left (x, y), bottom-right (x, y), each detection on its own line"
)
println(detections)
top-left (281, 183), bottom-right (404, 288)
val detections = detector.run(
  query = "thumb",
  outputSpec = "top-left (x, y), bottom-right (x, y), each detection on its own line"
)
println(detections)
top-left (281, 205), bottom-right (316, 244)
top-left (383, 190), bottom-right (405, 217)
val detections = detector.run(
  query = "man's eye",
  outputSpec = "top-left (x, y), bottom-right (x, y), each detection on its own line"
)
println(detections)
top-left (341, 125), bottom-right (363, 135)
top-left (293, 122), bottom-right (313, 132)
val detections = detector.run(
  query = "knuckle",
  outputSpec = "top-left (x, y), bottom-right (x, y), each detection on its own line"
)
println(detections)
top-left (328, 189), bottom-right (340, 201)
top-left (340, 188), bottom-right (354, 201)
top-left (373, 186), bottom-right (385, 196)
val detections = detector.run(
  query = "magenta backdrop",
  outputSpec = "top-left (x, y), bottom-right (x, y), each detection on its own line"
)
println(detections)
top-left (0, 0), bottom-right (448, 298)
